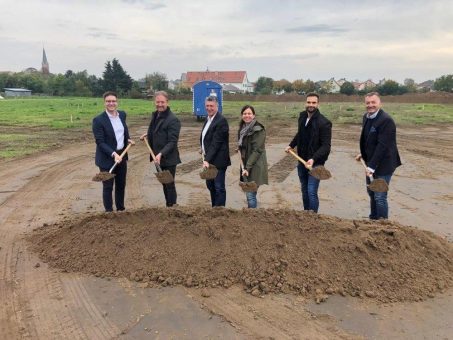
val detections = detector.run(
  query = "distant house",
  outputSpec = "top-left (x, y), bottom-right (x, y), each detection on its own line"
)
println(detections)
top-left (4, 88), bottom-right (32, 97)
top-left (336, 78), bottom-right (347, 86)
top-left (353, 79), bottom-right (377, 91)
top-left (417, 80), bottom-right (434, 92)
top-left (223, 84), bottom-right (242, 94)
top-left (182, 70), bottom-right (254, 93)
top-left (325, 78), bottom-right (341, 93)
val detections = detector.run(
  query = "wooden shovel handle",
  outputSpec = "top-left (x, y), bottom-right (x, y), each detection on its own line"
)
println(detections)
top-left (143, 138), bottom-right (162, 172)
top-left (287, 149), bottom-right (312, 170)
top-left (237, 150), bottom-right (245, 171)
top-left (109, 142), bottom-right (133, 173)
top-left (358, 156), bottom-right (374, 180)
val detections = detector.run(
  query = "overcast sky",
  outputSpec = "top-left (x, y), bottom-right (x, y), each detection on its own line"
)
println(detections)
top-left (0, 0), bottom-right (452, 83)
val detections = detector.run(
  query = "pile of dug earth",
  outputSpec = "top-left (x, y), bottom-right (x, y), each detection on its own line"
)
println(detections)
top-left (30, 207), bottom-right (453, 303)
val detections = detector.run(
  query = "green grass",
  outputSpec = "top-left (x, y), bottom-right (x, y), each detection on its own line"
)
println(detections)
top-left (2, 97), bottom-right (453, 129)
top-left (1, 96), bottom-right (453, 160)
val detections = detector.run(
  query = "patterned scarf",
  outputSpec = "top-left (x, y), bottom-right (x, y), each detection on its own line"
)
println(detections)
top-left (237, 119), bottom-right (256, 147)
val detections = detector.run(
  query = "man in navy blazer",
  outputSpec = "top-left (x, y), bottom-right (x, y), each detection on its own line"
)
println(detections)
top-left (200, 95), bottom-right (231, 206)
top-left (92, 91), bottom-right (134, 212)
top-left (357, 92), bottom-right (401, 219)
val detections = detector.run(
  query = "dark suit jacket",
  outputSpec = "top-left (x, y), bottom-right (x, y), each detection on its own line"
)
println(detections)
top-left (146, 107), bottom-right (181, 167)
top-left (200, 112), bottom-right (231, 169)
top-left (360, 109), bottom-right (402, 175)
top-left (92, 110), bottom-right (130, 169)
top-left (289, 109), bottom-right (332, 166)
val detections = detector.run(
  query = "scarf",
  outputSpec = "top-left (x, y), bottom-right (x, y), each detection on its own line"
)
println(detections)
top-left (238, 119), bottom-right (256, 148)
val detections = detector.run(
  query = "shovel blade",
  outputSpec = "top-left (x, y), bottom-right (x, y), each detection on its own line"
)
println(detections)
top-left (310, 166), bottom-right (332, 180)
top-left (92, 172), bottom-right (115, 182)
top-left (239, 181), bottom-right (257, 192)
top-left (199, 165), bottom-right (218, 180)
top-left (368, 178), bottom-right (389, 192)
top-left (155, 170), bottom-right (174, 184)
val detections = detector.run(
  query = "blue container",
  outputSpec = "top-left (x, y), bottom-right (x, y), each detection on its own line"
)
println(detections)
top-left (192, 81), bottom-right (223, 120)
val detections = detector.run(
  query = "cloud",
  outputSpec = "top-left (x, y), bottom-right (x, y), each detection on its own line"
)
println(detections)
top-left (86, 28), bottom-right (119, 40)
top-left (286, 24), bottom-right (348, 34)
top-left (121, 0), bottom-right (166, 10)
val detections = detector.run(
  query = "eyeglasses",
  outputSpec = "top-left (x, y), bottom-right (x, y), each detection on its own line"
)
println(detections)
top-left (105, 100), bottom-right (117, 103)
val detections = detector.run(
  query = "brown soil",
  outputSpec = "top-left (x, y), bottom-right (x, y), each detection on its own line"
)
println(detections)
top-left (30, 207), bottom-right (453, 303)
top-left (2, 116), bottom-right (453, 339)
top-left (91, 171), bottom-right (115, 182)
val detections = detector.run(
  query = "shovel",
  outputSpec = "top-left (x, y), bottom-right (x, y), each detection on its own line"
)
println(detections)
top-left (238, 150), bottom-right (258, 192)
top-left (357, 156), bottom-right (389, 193)
top-left (287, 149), bottom-right (331, 180)
top-left (143, 138), bottom-right (174, 184)
top-left (199, 153), bottom-right (218, 180)
top-left (92, 143), bottom-right (133, 182)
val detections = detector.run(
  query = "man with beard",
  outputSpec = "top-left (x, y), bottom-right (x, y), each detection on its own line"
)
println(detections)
top-left (140, 91), bottom-right (181, 207)
top-left (285, 93), bottom-right (332, 213)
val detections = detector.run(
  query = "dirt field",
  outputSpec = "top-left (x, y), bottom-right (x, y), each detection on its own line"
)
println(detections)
top-left (1, 116), bottom-right (453, 339)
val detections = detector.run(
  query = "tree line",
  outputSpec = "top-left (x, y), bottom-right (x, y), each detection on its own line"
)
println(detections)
top-left (255, 76), bottom-right (453, 96)
top-left (0, 59), bottom-right (183, 98)
top-left (1, 58), bottom-right (452, 97)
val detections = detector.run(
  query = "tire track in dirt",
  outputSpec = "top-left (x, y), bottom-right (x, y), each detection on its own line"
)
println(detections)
top-left (268, 154), bottom-right (297, 183)
top-left (0, 148), bottom-right (123, 339)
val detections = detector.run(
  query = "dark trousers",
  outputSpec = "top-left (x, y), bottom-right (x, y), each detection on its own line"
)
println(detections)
top-left (206, 168), bottom-right (226, 207)
top-left (100, 160), bottom-right (127, 212)
top-left (160, 165), bottom-right (177, 207)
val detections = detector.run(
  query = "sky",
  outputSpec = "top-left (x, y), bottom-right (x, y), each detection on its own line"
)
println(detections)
top-left (0, 0), bottom-right (452, 83)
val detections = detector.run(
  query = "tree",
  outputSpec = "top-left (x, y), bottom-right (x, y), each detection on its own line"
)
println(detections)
top-left (340, 81), bottom-right (355, 95)
top-left (102, 58), bottom-right (133, 94)
top-left (273, 79), bottom-right (292, 93)
top-left (302, 79), bottom-right (316, 93)
top-left (433, 74), bottom-right (453, 92)
top-left (145, 72), bottom-right (168, 91)
top-left (404, 78), bottom-right (417, 93)
top-left (377, 80), bottom-right (404, 95)
top-left (255, 76), bottom-right (274, 94)
top-left (292, 79), bottom-right (305, 93)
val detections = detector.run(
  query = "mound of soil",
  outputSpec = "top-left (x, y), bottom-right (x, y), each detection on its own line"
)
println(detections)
top-left (29, 207), bottom-right (453, 303)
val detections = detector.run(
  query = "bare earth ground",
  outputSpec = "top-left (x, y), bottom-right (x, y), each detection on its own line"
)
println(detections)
top-left (1, 118), bottom-right (453, 339)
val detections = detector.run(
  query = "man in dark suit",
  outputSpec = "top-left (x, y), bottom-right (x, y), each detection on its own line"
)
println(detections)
top-left (285, 93), bottom-right (332, 213)
top-left (200, 95), bottom-right (231, 207)
top-left (356, 92), bottom-right (401, 219)
top-left (140, 91), bottom-right (181, 207)
top-left (92, 91), bottom-right (134, 212)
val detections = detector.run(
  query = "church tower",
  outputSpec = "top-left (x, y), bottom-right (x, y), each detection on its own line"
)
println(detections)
top-left (41, 48), bottom-right (49, 75)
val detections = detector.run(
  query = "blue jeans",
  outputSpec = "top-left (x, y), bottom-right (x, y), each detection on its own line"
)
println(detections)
top-left (245, 191), bottom-right (257, 208)
top-left (366, 174), bottom-right (392, 219)
top-left (297, 164), bottom-right (320, 212)
top-left (206, 168), bottom-right (226, 207)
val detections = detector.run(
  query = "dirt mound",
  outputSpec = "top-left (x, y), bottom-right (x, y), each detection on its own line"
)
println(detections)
top-left (29, 207), bottom-right (453, 303)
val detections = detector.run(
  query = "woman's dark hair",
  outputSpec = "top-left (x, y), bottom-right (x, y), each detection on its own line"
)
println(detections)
top-left (239, 105), bottom-right (256, 129)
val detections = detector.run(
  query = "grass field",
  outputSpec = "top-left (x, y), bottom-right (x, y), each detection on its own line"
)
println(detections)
top-left (1, 96), bottom-right (453, 159)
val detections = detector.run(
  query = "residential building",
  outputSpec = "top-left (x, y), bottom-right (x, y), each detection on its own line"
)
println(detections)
top-left (182, 70), bottom-right (254, 93)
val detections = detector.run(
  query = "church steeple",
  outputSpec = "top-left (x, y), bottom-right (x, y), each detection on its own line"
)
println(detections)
top-left (41, 48), bottom-right (49, 75)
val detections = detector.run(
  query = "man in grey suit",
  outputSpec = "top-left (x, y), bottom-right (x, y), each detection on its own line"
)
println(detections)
top-left (141, 91), bottom-right (181, 207)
